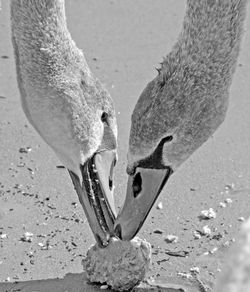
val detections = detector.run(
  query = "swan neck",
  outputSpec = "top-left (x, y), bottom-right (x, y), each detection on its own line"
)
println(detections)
top-left (178, 0), bottom-right (247, 62)
top-left (10, 0), bottom-right (70, 47)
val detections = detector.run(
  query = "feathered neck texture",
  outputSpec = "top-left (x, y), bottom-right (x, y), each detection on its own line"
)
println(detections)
top-left (161, 0), bottom-right (247, 77)
top-left (11, 0), bottom-right (69, 46)
top-left (10, 0), bottom-right (87, 93)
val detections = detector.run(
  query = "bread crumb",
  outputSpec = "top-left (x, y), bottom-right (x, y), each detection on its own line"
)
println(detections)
top-left (200, 208), bottom-right (216, 219)
top-left (164, 235), bottom-right (178, 243)
top-left (82, 237), bottom-right (151, 291)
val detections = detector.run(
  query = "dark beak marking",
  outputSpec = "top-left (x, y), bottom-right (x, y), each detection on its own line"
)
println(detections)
top-left (114, 223), bottom-right (122, 239)
top-left (132, 172), bottom-right (142, 198)
top-left (109, 178), bottom-right (113, 190)
top-left (129, 166), bottom-right (173, 239)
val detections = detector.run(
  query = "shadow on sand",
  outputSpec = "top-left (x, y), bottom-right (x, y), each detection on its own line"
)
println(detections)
top-left (0, 272), bottom-right (201, 292)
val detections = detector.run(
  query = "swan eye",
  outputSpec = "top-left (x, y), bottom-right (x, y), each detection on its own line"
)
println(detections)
top-left (101, 112), bottom-right (108, 123)
top-left (132, 172), bottom-right (142, 198)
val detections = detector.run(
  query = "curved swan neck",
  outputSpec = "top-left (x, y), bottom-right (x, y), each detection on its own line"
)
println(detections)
top-left (10, 0), bottom-right (87, 91)
top-left (10, 0), bottom-right (90, 139)
top-left (129, 0), bottom-right (247, 167)
top-left (11, 0), bottom-right (68, 41)
top-left (165, 0), bottom-right (247, 72)
top-left (10, 0), bottom-right (79, 65)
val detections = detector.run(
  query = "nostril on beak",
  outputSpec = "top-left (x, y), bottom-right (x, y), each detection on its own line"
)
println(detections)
top-left (109, 178), bottom-right (113, 190)
top-left (132, 172), bottom-right (142, 198)
top-left (114, 224), bottom-right (122, 239)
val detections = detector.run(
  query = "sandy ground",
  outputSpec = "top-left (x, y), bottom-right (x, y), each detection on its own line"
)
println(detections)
top-left (0, 1), bottom-right (250, 291)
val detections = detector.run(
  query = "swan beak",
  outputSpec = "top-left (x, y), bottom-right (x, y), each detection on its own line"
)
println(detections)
top-left (68, 150), bottom-right (117, 247)
top-left (114, 167), bottom-right (173, 240)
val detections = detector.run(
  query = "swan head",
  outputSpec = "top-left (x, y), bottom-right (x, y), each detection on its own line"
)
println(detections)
top-left (51, 71), bottom-right (118, 247)
top-left (11, 0), bottom-right (117, 245)
top-left (19, 51), bottom-right (118, 247)
top-left (114, 70), bottom-right (228, 240)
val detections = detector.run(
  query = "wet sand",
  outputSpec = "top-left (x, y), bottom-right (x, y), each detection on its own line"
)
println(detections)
top-left (0, 1), bottom-right (250, 291)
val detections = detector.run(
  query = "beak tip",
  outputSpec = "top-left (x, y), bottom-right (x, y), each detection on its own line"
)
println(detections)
top-left (114, 223), bottom-right (122, 239)
top-left (95, 233), bottom-right (111, 248)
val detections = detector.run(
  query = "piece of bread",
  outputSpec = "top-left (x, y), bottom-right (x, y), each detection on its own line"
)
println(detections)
top-left (82, 237), bottom-right (151, 291)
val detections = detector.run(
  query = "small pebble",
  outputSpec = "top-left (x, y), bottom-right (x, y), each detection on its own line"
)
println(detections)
top-left (209, 247), bottom-right (218, 254)
top-left (190, 267), bottom-right (200, 274)
top-left (193, 231), bottom-right (202, 239)
top-left (19, 147), bottom-right (32, 153)
top-left (200, 208), bottom-right (216, 219)
top-left (164, 235), bottom-right (178, 243)
top-left (0, 233), bottom-right (7, 239)
top-left (225, 198), bottom-right (232, 204)
top-left (20, 232), bottom-right (33, 242)
top-left (156, 202), bottom-right (163, 210)
top-left (153, 229), bottom-right (163, 234)
top-left (225, 183), bottom-right (235, 191)
top-left (212, 233), bottom-right (223, 240)
top-left (219, 202), bottom-right (226, 208)
top-left (100, 285), bottom-right (109, 289)
top-left (201, 225), bottom-right (211, 236)
top-left (13, 275), bottom-right (19, 280)
top-left (238, 217), bottom-right (245, 222)
top-left (177, 272), bottom-right (192, 279)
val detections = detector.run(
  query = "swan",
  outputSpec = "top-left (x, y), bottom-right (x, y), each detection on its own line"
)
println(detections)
top-left (10, 0), bottom-right (118, 247)
top-left (114, 0), bottom-right (248, 240)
